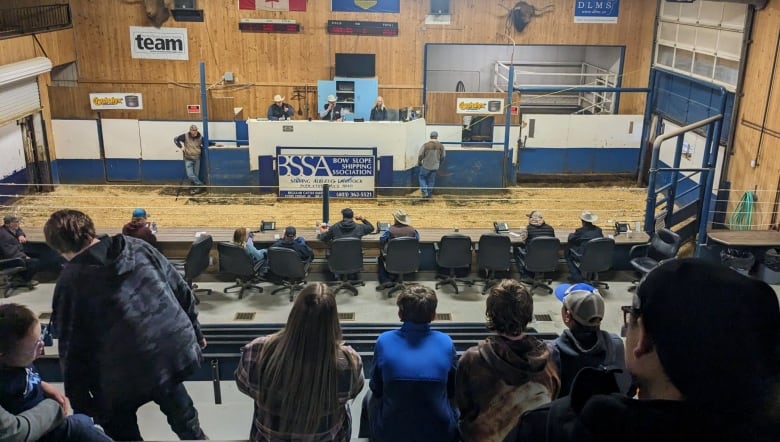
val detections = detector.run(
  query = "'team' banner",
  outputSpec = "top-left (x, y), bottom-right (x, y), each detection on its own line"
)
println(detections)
top-left (331, 0), bottom-right (400, 14)
top-left (239, 0), bottom-right (306, 11)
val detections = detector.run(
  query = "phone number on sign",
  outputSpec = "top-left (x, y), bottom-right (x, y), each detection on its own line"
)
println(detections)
top-left (333, 191), bottom-right (374, 198)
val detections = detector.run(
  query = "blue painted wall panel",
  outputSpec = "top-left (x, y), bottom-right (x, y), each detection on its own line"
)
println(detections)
top-left (235, 120), bottom-right (249, 145)
top-left (0, 169), bottom-right (29, 205)
top-left (50, 160), bottom-right (60, 185)
top-left (141, 160), bottom-right (186, 183)
top-left (209, 148), bottom-right (252, 187)
top-left (436, 150), bottom-right (506, 188)
top-left (517, 148), bottom-right (638, 174)
top-left (56, 159), bottom-right (105, 183)
top-left (105, 159), bottom-right (141, 181)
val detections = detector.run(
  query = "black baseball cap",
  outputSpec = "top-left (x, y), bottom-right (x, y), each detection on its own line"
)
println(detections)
top-left (284, 226), bottom-right (296, 238)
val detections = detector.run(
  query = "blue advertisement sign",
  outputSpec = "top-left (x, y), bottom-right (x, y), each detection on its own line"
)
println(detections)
top-left (277, 147), bottom-right (376, 198)
top-left (331, 0), bottom-right (401, 14)
top-left (574, 0), bottom-right (619, 23)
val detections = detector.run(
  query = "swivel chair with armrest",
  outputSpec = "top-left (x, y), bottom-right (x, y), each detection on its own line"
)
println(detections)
top-left (328, 238), bottom-right (365, 296)
top-left (569, 237), bottom-right (615, 289)
top-left (381, 237), bottom-right (420, 297)
top-left (0, 257), bottom-right (27, 298)
top-left (517, 236), bottom-right (561, 294)
top-left (628, 228), bottom-right (682, 290)
top-left (268, 247), bottom-right (310, 302)
top-left (173, 234), bottom-right (214, 304)
top-left (217, 242), bottom-right (265, 299)
top-left (476, 233), bottom-right (512, 295)
top-left (435, 234), bottom-right (474, 294)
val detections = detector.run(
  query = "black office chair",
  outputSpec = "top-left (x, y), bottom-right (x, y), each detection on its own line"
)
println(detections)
top-left (382, 237), bottom-right (420, 297)
top-left (628, 228), bottom-right (682, 290)
top-left (268, 247), bottom-right (309, 302)
top-left (476, 234), bottom-right (512, 295)
top-left (217, 242), bottom-right (264, 299)
top-left (173, 234), bottom-right (213, 304)
top-left (517, 236), bottom-right (561, 294)
top-left (0, 258), bottom-right (27, 298)
top-left (435, 234), bottom-right (474, 294)
top-left (569, 237), bottom-right (615, 289)
top-left (328, 238), bottom-right (364, 296)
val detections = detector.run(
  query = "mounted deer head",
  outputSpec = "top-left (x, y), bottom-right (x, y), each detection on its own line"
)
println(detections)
top-left (143, 0), bottom-right (175, 27)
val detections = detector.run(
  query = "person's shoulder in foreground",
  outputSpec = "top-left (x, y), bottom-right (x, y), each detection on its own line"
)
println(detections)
top-left (515, 257), bottom-right (780, 442)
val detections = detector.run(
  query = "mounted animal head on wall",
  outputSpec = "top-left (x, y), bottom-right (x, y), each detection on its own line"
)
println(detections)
top-left (143, 0), bottom-right (175, 27)
top-left (506, 1), bottom-right (554, 33)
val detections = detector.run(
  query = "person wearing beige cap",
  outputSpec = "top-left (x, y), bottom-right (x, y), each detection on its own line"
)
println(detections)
top-left (551, 282), bottom-right (631, 397)
top-left (267, 94), bottom-right (294, 121)
top-left (319, 94), bottom-right (343, 121)
top-left (376, 209), bottom-right (419, 288)
top-left (173, 124), bottom-right (205, 193)
top-left (514, 210), bottom-right (556, 277)
top-left (565, 210), bottom-right (603, 282)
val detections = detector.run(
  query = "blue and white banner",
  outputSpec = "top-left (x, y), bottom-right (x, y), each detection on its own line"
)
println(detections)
top-left (277, 147), bottom-right (376, 198)
top-left (331, 0), bottom-right (400, 14)
top-left (574, 0), bottom-right (619, 24)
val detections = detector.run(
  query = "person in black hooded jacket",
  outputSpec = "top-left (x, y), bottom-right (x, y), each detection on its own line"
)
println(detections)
top-left (318, 208), bottom-right (375, 242)
top-left (455, 279), bottom-right (560, 442)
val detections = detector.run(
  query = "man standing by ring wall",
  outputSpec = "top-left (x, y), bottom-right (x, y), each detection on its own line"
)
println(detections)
top-left (174, 124), bottom-right (205, 194)
top-left (418, 131), bottom-right (446, 199)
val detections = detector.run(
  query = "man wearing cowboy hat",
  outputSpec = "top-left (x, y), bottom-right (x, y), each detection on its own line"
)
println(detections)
top-left (565, 211), bottom-right (603, 283)
top-left (319, 95), bottom-right (343, 121)
top-left (267, 94), bottom-right (294, 121)
top-left (376, 209), bottom-right (419, 287)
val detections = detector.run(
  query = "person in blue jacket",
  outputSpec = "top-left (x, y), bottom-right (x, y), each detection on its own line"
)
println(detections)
top-left (365, 285), bottom-right (458, 442)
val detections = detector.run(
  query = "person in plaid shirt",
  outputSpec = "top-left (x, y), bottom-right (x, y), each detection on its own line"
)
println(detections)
top-left (236, 283), bottom-right (364, 441)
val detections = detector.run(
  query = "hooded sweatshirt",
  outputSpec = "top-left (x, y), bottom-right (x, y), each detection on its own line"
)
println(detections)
top-left (122, 220), bottom-right (158, 249)
top-left (318, 218), bottom-right (375, 242)
top-left (455, 335), bottom-right (560, 442)
top-left (553, 329), bottom-right (633, 397)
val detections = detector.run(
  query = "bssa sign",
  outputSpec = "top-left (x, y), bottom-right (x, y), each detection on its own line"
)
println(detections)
top-left (129, 26), bottom-right (189, 60)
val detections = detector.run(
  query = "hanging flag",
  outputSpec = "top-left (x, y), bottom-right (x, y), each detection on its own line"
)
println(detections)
top-left (331, 0), bottom-right (400, 13)
top-left (239, 0), bottom-right (307, 11)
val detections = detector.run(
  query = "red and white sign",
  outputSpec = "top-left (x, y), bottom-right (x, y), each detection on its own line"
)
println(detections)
top-left (239, 0), bottom-right (307, 11)
top-left (187, 104), bottom-right (201, 114)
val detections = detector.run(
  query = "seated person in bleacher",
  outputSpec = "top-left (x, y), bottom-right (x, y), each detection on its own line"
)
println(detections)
top-left (516, 258), bottom-right (780, 442)
top-left (565, 211), bottom-right (603, 282)
top-left (369, 96), bottom-right (388, 121)
top-left (272, 226), bottom-right (313, 262)
top-left (233, 227), bottom-right (268, 274)
top-left (121, 208), bottom-right (158, 249)
top-left (364, 285), bottom-right (459, 442)
top-left (318, 208), bottom-right (375, 242)
top-left (376, 209), bottom-right (419, 289)
top-left (455, 279), bottom-right (559, 442)
top-left (551, 283), bottom-right (631, 397)
top-left (514, 210), bottom-right (556, 277)
top-left (0, 303), bottom-right (112, 441)
top-left (236, 283), bottom-right (364, 442)
top-left (0, 214), bottom-right (39, 288)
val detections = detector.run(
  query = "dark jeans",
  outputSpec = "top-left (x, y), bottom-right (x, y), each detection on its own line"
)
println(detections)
top-left (40, 413), bottom-right (112, 442)
top-left (20, 257), bottom-right (39, 282)
top-left (98, 382), bottom-right (206, 441)
top-left (376, 254), bottom-right (398, 285)
top-left (565, 250), bottom-right (584, 282)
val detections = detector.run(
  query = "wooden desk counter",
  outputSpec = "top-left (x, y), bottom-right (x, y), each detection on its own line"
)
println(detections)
top-left (707, 230), bottom-right (780, 247)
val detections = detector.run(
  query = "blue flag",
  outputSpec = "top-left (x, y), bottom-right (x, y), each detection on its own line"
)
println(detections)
top-left (331, 0), bottom-right (400, 13)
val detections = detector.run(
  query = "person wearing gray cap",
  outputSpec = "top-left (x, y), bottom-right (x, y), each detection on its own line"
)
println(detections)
top-left (565, 211), bottom-right (603, 282)
top-left (173, 124), bottom-right (205, 194)
top-left (0, 214), bottom-right (38, 288)
top-left (417, 131), bottom-right (446, 199)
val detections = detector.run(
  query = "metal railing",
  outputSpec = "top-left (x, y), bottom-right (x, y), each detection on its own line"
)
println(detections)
top-left (0, 5), bottom-right (71, 38)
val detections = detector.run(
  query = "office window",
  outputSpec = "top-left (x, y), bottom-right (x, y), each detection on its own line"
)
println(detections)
top-left (654, 1), bottom-right (747, 90)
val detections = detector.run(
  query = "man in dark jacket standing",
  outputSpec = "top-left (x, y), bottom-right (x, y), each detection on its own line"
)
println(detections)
top-left (44, 209), bottom-right (208, 441)
top-left (565, 211), bottom-right (603, 282)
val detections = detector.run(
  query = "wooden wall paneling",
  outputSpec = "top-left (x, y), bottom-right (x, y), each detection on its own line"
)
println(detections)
top-left (0, 35), bottom-right (35, 65)
top-left (31, 28), bottom-right (75, 66)
top-left (65, 0), bottom-right (655, 119)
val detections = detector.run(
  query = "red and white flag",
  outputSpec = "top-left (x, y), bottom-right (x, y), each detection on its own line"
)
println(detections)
top-left (238, 0), bottom-right (307, 11)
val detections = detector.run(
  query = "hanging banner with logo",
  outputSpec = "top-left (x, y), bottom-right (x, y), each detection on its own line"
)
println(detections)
top-left (238, 0), bottom-right (307, 11)
top-left (276, 147), bottom-right (376, 198)
top-left (130, 26), bottom-right (189, 60)
top-left (574, 1), bottom-right (619, 24)
top-left (89, 93), bottom-right (144, 110)
top-left (331, 0), bottom-right (400, 13)
top-left (456, 98), bottom-right (504, 115)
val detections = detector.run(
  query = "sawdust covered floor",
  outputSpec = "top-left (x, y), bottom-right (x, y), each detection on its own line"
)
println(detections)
top-left (11, 183), bottom-right (648, 231)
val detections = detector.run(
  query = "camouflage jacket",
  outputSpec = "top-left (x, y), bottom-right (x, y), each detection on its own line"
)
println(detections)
top-left (51, 234), bottom-right (203, 415)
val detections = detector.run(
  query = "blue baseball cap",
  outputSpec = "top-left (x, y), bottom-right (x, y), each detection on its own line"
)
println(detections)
top-left (132, 208), bottom-right (148, 218)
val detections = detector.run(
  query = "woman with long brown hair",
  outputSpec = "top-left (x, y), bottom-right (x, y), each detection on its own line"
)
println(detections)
top-left (236, 283), bottom-right (364, 441)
